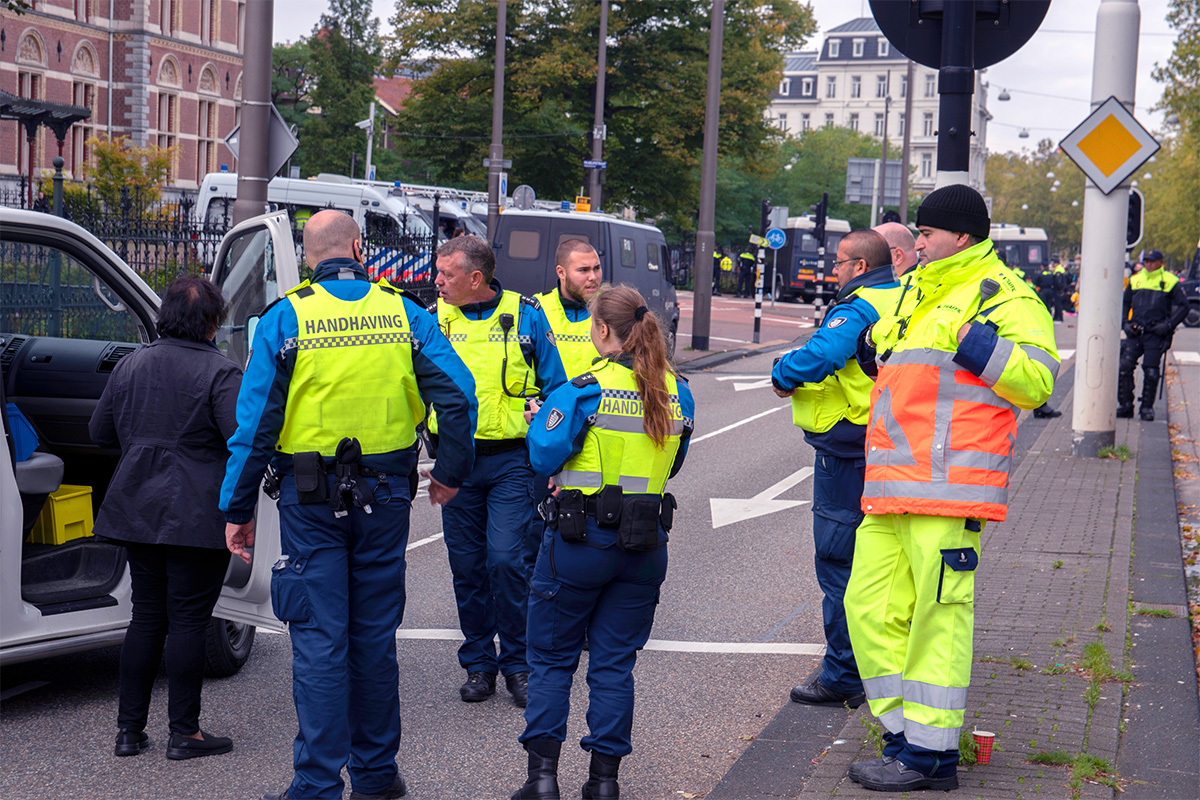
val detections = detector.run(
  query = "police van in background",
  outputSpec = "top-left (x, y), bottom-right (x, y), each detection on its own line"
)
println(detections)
top-left (770, 214), bottom-right (851, 304)
top-left (196, 172), bottom-right (437, 286)
top-left (490, 204), bottom-right (681, 356)
top-left (990, 224), bottom-right (1050, 274)
top-left (1182, 234), bottom-right (1200, 328)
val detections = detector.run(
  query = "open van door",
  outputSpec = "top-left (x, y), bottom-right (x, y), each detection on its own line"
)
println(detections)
top-left (209, 211), bottom-right (300, 633)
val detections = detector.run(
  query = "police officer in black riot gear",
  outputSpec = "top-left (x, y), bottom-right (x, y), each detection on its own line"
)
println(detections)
top-left (1118, 249), bottom-right (1189, 421)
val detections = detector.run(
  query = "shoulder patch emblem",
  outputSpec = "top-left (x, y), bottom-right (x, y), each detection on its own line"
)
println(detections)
top-left (546, 408), bottom-right (565, 431)
top-left (571, 372), bottom-right (598, 388)
top-left (521, 294), bottom-right (542, 310)
top-left (827, 316), bottom-right (847, 328)
top-left (546, 330), bottom-right (557, 346)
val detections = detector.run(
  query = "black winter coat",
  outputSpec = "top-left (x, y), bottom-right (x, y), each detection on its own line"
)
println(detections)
top-left (89, 337), bottom-right (242, 549)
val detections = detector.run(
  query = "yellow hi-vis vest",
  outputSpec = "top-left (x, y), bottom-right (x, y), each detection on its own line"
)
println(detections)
top-left (791, 285), bottom-right (898, 433)
top-left (553, 360), bottom-right (686, 495)
top-left (539, 288), bottom-right (599, 380)
top-left (430, 290), bottom-right (535, 440)
top-left (277, 280), bottom-right (424, 455)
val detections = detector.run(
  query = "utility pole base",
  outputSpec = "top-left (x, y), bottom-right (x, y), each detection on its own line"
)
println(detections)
top-left (1072, 429), bottom-right (1115, 458)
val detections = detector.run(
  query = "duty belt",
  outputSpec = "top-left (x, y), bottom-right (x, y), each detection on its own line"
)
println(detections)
top-left (474, 437), bottom-right (526, 456)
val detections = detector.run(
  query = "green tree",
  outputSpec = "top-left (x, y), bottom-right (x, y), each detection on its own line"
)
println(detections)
top-left (1147, 0), bottom-right (1200, 263)
top-left (985, 139), bottom-right (1084, 259)
top-left (303, 0), bottom-right (382, 177)
top-left (272, 40), bottom-right (314, 175)
top-left (84, 135), bottom-right (176, 214)
top-left (386, 0), bottom-right (816, 223)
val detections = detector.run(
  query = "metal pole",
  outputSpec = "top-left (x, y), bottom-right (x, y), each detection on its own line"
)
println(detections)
top-left (880, 92), bottom-right (890, 219)
top-left (692, 0), bottom-right (725, 352)
top-left (486, 0), bottom-right (507, 242)
top-left (869, 158), bottom-right (881, 228)
top-left (770, 249), bottom-right (777, 309)
top-left (588, 0), bottom-right (609, 209)
top-left (900, 59), bottom-right (914, 222)
top-left (933, 0), bottom-right (975, 189)
top-left (1071, 0), bottom-right (1140, 457)
top-left (814, 191), bottom-right (828, 326)
top-left (49, 156), bottom-right (64, 338)
top-left (365, 101), bottom-right (375, 180)
top-left (232, 0), bottom-right (274, 225)
top-left (753, 246), bottom-right (764, 344)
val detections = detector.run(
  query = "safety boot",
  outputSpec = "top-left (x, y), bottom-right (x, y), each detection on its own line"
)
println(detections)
top-left (1116, 405), bottom-right (1134, 419)
top-left (511, 739), bottom-right (560, 800)
top-left (1140, 406), bottom-right (1155, 422)
top-left (581, 751), bottom-right (621, 799)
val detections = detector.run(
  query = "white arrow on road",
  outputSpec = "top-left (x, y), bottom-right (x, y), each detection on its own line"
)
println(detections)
top-left (714, 374), bottom-right (776, 392)
top-left (709, 466), bottom-right (814, 529)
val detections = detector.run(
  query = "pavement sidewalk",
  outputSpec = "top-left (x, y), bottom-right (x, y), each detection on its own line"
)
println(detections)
top-left (709, 353), bottom-right (1200, 799)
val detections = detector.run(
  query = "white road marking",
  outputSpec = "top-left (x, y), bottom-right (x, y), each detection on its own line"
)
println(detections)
top-left (733, 378), bottom-right (776, 392)
top-left (407, 532), bottom-right (444, 551)
top-left (391, 629), bottom-right (825, 655)
top-left (690, 406), bottom-right (786, 444)
top-left (714, 375), bottom-right (771, 381)
top-left (709, 466), bottom-right (814, 529)
top-left (675, 332), bottom-right (752, 344)
top-left (1058, 349), bottom-right (1075, 361)
top-left (1174, 350), bottom-right (1200, 366)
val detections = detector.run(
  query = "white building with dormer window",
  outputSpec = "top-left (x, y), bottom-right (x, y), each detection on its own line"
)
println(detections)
top-left (769, 17), bottom-right (990, 195)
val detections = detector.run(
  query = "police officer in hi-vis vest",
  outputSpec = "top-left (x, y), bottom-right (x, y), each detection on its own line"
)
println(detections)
top-left (849, 185), bottom-right (1058, 793)
top-left (772, 229), bottom-right (900, 711)
top-left (1118, 248), bottom-right (1189, 421)
top-left (540, 239), bottom-right (602, 380)
top-left (221, 210), bottom-right (478, 800)
top-left (511, 284), bottom-right (694, 800)
top-left (430, 236), bottom-right (567, 709)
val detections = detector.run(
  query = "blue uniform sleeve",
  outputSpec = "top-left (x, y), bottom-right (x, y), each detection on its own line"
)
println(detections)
top-left (525, 380), bottom-right (602, 476)
top-left (669, 378), bottom-right (695, 479)
top-left (522, 303), bottom-right (568, 396)
top-left (220, 299), bottom-right (297, 524)
top-left (771, 300), bottom-right (879, 390)
top-left (406, 296), bottom-right (478, 487)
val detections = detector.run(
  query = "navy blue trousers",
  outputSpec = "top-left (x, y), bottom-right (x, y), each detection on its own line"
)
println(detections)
top-left (811, 452), bottom-right (865, 695)
top-left (274, 473), bottom-right (411, 800)
top-left (441, 448), bottom-right (538, 675)
top-left (520, 522), bottom-right (667, 757)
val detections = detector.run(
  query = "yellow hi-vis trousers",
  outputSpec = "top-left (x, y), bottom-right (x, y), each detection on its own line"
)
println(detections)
top-left (845, 513), bottom-right (982, 753)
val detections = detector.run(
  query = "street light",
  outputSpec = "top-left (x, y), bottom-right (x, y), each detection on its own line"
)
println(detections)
top-left (998, 88), bottom-right (1011, 101)
top-left (1019, 128), bottom-right (1030, 138)
top-left (1046, 171), bottom-right (1055, 179)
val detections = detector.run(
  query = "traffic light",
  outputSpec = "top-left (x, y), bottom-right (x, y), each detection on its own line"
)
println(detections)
top-left (761, 199), bottom-right (771, 237)
top-left (1126, 187), bottom-right (1144, 250)
top-left (810, 192), bottom-right (828, 245)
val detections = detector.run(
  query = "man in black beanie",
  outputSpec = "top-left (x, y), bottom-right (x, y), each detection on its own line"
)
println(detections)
top-left (845, 183), bottom-right (1060, 793)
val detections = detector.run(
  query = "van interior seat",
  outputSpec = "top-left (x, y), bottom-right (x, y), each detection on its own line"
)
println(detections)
top-left (16, 451), bottom-right (65, 534)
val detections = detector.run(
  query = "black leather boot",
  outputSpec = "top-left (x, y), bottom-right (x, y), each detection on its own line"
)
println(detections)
top-left (581, 751), bottom-right (621, 799)
top-left (511, 739), bottom-right (560, 800)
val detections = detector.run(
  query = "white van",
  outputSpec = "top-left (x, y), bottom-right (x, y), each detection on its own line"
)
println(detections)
top-left (990, 224), bottom-right (1049, 273)
top-left (1, 208), bottom-right (296, 672)
top-left (196, 173), bottom-right (436, 286)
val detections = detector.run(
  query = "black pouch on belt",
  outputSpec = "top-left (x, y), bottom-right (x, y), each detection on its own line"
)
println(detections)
top-left (293, 451), bottom-right (328, 504)
top-left (619, 495), bottom-right (662, 552)
top-left (660, 493), bottom-right (677, 531)
top-left (555, 490), bottom-right (588, 543)
top-left (594, 484), bottom-right (623, 528)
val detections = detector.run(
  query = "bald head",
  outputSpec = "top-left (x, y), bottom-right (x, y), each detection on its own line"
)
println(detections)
top-left (302, 209), bottom-right (362, 267)
top-left (873, 222), bottom-right (918, 275)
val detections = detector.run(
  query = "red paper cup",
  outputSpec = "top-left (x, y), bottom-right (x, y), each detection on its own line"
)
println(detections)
top-left (972, 730), bottom-right (995, 765)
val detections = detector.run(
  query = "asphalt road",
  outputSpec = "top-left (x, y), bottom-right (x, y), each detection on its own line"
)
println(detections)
top-left (2, 311), bottom-right (1166, 800)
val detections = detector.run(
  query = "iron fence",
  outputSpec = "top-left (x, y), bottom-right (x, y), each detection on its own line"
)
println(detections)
top-left (2, 184), bottom-right (441, 340)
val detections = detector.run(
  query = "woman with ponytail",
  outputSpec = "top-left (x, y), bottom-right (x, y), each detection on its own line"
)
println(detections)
top-left (511, 284), bottom-right (695, 800)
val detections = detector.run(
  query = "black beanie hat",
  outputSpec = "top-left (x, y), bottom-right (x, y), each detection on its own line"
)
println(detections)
top-left (916, 184), bottom-right (991, 239)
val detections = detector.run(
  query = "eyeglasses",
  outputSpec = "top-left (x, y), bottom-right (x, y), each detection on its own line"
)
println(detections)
top-left (832, 257), bottom-right (865, 268)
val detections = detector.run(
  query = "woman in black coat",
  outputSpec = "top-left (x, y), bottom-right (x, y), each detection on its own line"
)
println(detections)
top-left (89, 277), bottom-right (242, 760)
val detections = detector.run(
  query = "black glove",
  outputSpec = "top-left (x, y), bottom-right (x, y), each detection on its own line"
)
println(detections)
top-left (1151, 322), bottom-right (1172, 337)
top-left (1122, 321), bottom-right (1138, 337)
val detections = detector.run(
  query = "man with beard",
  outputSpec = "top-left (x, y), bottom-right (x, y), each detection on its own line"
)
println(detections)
top-left (540, 239), bottom-right (603, 379)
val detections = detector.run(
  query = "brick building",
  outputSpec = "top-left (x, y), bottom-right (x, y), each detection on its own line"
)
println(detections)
top-left (0, 0), bottom-right (245, 196)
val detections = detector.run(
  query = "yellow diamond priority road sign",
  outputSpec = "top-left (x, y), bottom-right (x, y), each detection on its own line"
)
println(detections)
top-left (1059, 96), bottom-right (1160, 195)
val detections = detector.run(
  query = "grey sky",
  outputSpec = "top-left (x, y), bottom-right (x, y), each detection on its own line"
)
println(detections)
top-left (273, 0), bottom-right (1177, 156)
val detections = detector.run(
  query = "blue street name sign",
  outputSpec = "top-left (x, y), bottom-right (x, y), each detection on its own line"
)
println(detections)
top-left (583, 160), bottom-right (608, 169)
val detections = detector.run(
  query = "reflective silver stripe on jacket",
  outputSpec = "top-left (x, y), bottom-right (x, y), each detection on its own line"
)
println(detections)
top-left (552, 471), bottom-right (651, 493)
top-left (877, 708), bottom-right (906, 735)
top-left (862, 673), bottom-right (903, 700)
top-left (1022, 344), bottom-right (1061, 379)
top-left (863, 479), bottom-right (1007, 506)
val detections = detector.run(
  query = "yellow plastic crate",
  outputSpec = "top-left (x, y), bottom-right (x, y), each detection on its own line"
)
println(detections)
top-left (29, 484), bottom-right (95, 545)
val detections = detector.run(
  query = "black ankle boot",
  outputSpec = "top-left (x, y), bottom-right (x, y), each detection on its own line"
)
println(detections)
top-left (581, 751), bottom-right (621, 799)
top-left (511, 739), bottom-right (560, 800)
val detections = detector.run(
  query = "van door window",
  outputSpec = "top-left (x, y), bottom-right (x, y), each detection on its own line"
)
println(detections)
top-left (508, 229), bottom-right (542, 260)
top-left (0, 241), bottom-right (140, 342)
top-left (646, 243), bottom-right (660, 271)
top-left (620, 237), bottom-right (636, 268)
top-left (213, 227), bottom-right (277, 368)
